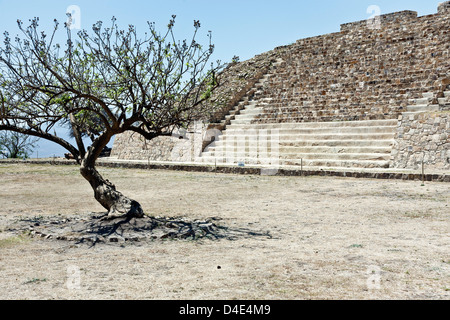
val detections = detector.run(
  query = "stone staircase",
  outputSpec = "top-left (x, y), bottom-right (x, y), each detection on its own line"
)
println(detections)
top-left (403, 90), bottom-right (450, 116)
top-left (199, 84), bottom-right (447, 170)
top-left (439, 90), bottom-right (450, 106)
top-left (200, 118), bottom-right (398, 169)
top-left (207, 58), bottom-right (284, 132)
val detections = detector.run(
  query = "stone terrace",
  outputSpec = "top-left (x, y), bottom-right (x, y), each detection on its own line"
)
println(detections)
top-left (252, 9), bottom-right (449, 124)
top-left (112, 2), bottom-right (450, 171)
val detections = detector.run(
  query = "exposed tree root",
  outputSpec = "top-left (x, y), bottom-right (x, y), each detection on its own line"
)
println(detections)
top-left (7, 213), bottom-right (272, 246)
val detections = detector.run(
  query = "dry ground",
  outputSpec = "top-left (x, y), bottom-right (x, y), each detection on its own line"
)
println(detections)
top-left (0, 163), bottom-right (448, 300)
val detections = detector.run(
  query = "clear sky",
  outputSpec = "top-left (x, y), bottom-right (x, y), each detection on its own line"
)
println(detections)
top-left (0, 0), bottom-right (443, 157)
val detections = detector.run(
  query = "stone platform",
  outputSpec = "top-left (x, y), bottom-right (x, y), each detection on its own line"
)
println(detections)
top-left (1, 158), bottom-right (448, 182)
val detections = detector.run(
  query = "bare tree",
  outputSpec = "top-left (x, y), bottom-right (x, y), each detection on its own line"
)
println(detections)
top-left (0, 130), bottom-right (38, 158)
top-left (0, 15), bottom-right (221, 218)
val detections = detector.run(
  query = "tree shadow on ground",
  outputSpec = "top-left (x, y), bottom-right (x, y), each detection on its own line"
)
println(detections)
top-left (8, 213), bottom-right (272, 246)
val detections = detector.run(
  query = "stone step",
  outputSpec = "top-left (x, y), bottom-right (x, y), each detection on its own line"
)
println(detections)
top-left (406, 104), bottom-right (439, 112)
top-left (226, 119), bottom-right (398, 130)
top-left (198, 156), bottom-right (391, 169)
top-left (231, 116), bottom-right (261, 122)
top-left (438, 97), bottom-right (449, 105)
top-left (409, 97), bottom-right (433, 105)
top-left (234, 105), bottom-right (258, 113)
top-left (216, 133), bottom-right (395, 141)
top-left (402, 112), bottom-right (421, 117)
top-left (205, 139), bottom-right (394, 152)
top-left (205, 151), bottom-right (391, 161)
top-left (230, 116), bottom-right (395, 125)
top-left (224, 126), bottom-right (396, 135)
top-left (422, 92), bottom-right (435, 99)
top-left (238, 108), bottom-right (264, 115)
top-left (281, 139), bottom-right (394, 147)
top-left (253, 97), bottom-right (276, 103)
top-left (206, 145), bottom-right (393, 154)
top-left (247, 104), bottom-right (370, 112)
top-left (283, 153), bottom-right (391, 161)
top-left (283, 159), bottom-right (391, 168)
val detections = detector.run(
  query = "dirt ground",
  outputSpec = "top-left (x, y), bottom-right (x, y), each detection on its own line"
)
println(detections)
top-left (0, 163), bottom-right (448, 300)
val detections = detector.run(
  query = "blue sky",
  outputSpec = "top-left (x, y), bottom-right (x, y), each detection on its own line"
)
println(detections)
top-left (0, 0), bottom-right (442, 157)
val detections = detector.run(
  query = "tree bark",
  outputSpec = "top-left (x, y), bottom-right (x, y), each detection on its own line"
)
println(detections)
top-left (79, 131), bottom-right (144, 219)
top-left (69, 113), bottom-right (86, 161)
top-left (80, 163), bottom-right (144, 218)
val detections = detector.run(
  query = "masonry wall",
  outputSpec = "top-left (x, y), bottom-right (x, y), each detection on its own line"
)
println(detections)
top-left (391, 112), bottom-right (450, 170)
top-left (111, 133), bottom-right (180, 161)
top-left (253, 9), bottom-right (450, 123)
top-left (110, 122), bottom-right (208, 162)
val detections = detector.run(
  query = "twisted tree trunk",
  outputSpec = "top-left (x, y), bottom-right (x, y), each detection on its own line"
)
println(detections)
top-left (79, 132), bottom-right (144, 219)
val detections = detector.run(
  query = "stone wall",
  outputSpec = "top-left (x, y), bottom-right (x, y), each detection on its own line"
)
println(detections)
top-left (204, 49), bottom-right (287, 124)
top-left (391, 112), bottom-right (450, 170)
top-left (110, 122), bottom-right (208, 162)
top-left (252, 6), bottom-right (450, 123)
top-left (205, 4), bottom-right (450, 125)
top-left (439, 1), bottom-right (450, 13)
top-left (340, 11), bottom-right (419, 32)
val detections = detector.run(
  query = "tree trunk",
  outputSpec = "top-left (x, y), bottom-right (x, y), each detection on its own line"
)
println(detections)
top-left (69, 113), bottom-right (86, 161)
top-left (80, 163), bottom-right (144, 218)
top-left (79, 131), bottom-right (144, 218)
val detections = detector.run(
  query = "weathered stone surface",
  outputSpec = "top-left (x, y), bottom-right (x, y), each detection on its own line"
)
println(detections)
top-left (391, 113), bottom-right (450, 170)
top-left (111, 122), bottom-right (209, 161)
